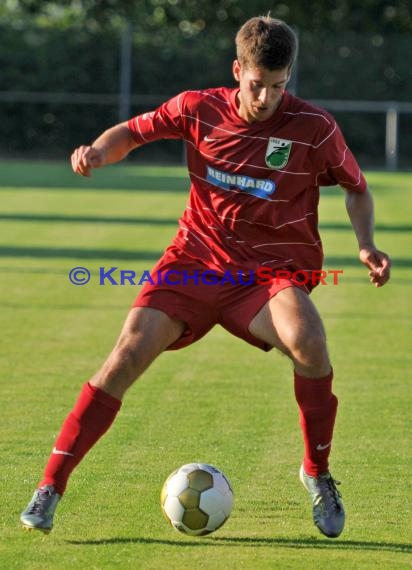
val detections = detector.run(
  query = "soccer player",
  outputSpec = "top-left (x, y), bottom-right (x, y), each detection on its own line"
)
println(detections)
top-left (21, 16), bottom-right (390, 538)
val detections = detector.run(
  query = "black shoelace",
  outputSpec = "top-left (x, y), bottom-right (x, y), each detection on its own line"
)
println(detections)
top-left (321, 476), bottom-right (342, 510)
top-left (28, 489), bottom-right (51, 515)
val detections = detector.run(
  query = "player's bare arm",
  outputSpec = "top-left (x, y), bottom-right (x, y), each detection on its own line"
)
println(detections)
top-left (345, 188), bottom-right (391, 287)
top-left (71, 121), bottom-right (140, 177)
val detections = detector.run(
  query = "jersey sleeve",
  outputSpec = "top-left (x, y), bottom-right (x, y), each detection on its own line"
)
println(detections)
top-left (127, 92), bottom-right (187, 144)
top-left (317, 121), bottom-right (367, 193)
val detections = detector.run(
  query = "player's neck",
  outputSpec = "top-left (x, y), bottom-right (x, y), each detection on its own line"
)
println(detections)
top-left (235, 90), bottom-right (285, 124)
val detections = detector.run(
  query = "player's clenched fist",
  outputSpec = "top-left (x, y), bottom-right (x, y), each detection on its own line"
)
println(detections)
top-left (359, 247), bottom-right (391, 288)
top-left (71, 145), bottom-right (105, 177)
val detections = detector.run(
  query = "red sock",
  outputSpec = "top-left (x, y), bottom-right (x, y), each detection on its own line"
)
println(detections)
top-left (294, 369), bottom-right (338, 477)
top-left (39, 383), bottom-right (121, 495)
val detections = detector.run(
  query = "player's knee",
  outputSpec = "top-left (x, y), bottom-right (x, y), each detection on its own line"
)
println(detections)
top-left (302, 330), bottom-right (327, 357)
top-left (286, 327), bottom-right (327, 360)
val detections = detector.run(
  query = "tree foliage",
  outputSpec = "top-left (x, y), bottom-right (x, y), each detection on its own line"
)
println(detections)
top-left (1, 1), bottom-right (411, 164)
top-left (1, 0), bottom-right (411, 33)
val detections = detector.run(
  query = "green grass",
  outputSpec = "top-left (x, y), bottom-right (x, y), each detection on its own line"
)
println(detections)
top-left (0, 161), bottom-right (411, 569)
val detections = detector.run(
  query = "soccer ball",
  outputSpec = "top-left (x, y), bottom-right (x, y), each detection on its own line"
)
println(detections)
top-left (160, 463), bottom-right (234, 536)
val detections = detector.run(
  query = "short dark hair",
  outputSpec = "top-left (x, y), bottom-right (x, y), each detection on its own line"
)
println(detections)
top-left (235, 16), bottom-right (298, 71)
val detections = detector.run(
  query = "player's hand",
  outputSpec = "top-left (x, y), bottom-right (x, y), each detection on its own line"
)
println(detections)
top-left (71, 145), bottom-right (106, 177)
top-left (359, 247), bottom-right (391, 287)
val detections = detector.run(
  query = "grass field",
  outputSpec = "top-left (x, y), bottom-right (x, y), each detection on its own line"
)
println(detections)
top-left (0, 160), bottom-right (411, 569)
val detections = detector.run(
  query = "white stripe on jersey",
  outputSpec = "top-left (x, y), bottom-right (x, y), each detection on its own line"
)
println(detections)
top-left (252, 240), bottom-right (321, 249)
top-left (135, 117), bottom-right (150, 143)
top-left (184, 90), bottom-right (232, 106)
top-left (218, 212), bottom-right (316, 232)
top-left (326, 146), bottom-right (363, 188)
top-left (311, 123), bottom-right (337, 149)
top-left (283, 111), bottom-right (332, 124)
top-left (314, 146), bottom-right (363, 188)
top-left (179, 226), bottom-right (217, 253)
top-left (177, 92), bottom-right (183, 115)
top-left (181, 105), bottom-right (337, 150)
top-left (186, 205), bottom-right (315, 232)
top-left (181, 112), bottom-right (268, 141)
top-left (330, 145), bottom-right (348, 169)
top-left (181, 214), bottom-right (317, 257)
top-left (260, 258), bottom-right (294, 266)
top-left (183, 205), bottom-right (320, 256)
top-left (184, 138), bottom-right (281, 173)
top-left (335, 169), bottom-right (363, 188)
top-left (180, 225), bottom-right (214, 240)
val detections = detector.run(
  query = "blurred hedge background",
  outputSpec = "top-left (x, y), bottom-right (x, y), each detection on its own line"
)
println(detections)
top-left (1, 0), bottom-right (411, 168)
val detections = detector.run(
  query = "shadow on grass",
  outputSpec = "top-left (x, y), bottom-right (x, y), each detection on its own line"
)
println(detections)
top-left (0, 213), bottom-right (178, 225)
top-left (0, 246), bottom-right (163, 261)
top-left (0, 161), bottom-right (189, 192)
top-left (66, 535), bottom-right (412, 553)
top-left (320, 222), bottom-right (412, 233)
top-left (0, 247), bottom-right (410, 269)
top-left (2, 214), bottom-right (412, 233)
top-left (323, 276), bottom-right (412, 286)
top-left (0, 213), bottom-right (412, 233)
top-left (324, 256), bottom-right (411, 268)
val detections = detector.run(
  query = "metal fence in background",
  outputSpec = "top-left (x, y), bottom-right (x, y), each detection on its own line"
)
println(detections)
top-left (0, 89), bottom-right (410, 170)
top-left (1, 24), bottom-right (411, 169)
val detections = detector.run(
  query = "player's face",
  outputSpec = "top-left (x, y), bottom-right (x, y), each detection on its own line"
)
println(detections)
top-left (233, 60), bottom-right (290, 123)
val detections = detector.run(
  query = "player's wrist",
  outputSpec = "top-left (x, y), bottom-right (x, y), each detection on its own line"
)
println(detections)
top-left (358, 242), bottom-right (376, 252)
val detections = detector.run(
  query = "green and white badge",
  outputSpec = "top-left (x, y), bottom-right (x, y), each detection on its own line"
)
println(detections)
top-left (265, 137), bottom-right (292, 169)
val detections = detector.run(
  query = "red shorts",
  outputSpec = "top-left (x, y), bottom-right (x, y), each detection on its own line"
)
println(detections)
top-left (132, 247), bottom-right (303, 351)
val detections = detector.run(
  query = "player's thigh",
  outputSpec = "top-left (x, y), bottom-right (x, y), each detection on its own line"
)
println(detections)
top-left (114, 306), bottom-right (186, 362)
top-left (248, 286), bottom-right (327, 354)
top-left (93, 307), bottom-right (186, 397)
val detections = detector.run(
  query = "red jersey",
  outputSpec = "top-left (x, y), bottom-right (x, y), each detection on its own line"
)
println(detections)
top-left (128, 88), bottom-right (366, 277)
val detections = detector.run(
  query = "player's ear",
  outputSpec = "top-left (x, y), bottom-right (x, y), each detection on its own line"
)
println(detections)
top-left (233, 60), bottom-right (242, 82)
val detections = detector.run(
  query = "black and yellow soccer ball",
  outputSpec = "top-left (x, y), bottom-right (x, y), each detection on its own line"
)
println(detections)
top-left (161, 463), bottom-right (234, 536)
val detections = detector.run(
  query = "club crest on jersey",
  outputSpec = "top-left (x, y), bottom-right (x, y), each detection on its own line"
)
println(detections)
top-left (265, 137), bottom-right (292, 169)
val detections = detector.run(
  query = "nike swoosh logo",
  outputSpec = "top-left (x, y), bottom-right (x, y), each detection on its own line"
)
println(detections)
top-left (52, 447), bottom-right (74, 456)
top-left (204, 135), bottom-right (220, 142)
top-left (316, 442), bottom-right (332, 451)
